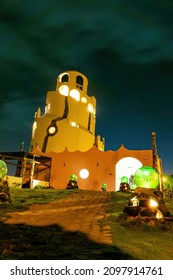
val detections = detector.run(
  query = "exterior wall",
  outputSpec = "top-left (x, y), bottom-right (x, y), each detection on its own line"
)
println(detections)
top-left (30, 70), bottom-right (104, 153)
top-left (32, 145), bottom-right (153, 191)
top-left (29, 70), bottom-right (153, 191)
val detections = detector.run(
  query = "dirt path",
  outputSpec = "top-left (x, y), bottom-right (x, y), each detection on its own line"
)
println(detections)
top-left (5, 190), bottom-right (113, 245)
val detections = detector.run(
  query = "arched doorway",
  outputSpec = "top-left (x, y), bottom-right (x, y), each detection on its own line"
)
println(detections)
top-left (115, 157), bottom-right (142, 191)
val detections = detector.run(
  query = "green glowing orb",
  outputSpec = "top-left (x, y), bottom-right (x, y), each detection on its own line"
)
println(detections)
top-left (70, 174), bottom-right (78, 181)
top-left (0, 160), bottom-right (7, 178)
top-left (121, 176), bottom-right (128, 183)
top-left (130, 184), bottom-right (137, 190)
top-left (102, 183), bottom-right (107, 189)
top-left (134, 166), bottom-right (159, 189)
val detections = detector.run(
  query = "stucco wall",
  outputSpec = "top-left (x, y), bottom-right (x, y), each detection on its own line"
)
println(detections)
top-left (32, 145), bottom-right (153, 191)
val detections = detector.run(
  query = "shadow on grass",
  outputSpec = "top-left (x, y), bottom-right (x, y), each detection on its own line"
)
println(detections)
top-left (0, 221), bottom-right (135, 260)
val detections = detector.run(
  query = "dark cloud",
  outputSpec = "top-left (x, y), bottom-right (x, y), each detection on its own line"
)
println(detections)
top-left (0, 0), bottom-right (173, 172)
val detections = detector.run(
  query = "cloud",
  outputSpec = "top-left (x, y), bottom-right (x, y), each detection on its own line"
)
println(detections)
top-left (0, 0), bottom-right (173, 171)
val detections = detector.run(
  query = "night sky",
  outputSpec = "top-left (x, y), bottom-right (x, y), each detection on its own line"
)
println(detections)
top-left (0, 0), bottom-right (173, 174)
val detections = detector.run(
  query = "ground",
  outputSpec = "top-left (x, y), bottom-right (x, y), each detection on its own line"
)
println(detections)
top-left (0, 190), bottom-right (133, 260)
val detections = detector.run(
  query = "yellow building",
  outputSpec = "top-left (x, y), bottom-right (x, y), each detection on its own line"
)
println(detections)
top-left (30, 70), bottom-right (104, 153)
top-left (27, 70), bottom-right (156, 191)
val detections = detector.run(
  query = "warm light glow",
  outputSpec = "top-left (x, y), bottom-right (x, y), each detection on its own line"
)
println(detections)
top-left (149, 199), bottom-right (158, 207)
top-left (45, 103), bottom-right (50, 114)
top-left (69, 89), bottom-right (80, 101)
top-left (80, 169), bottom-right (89, 179)
top-left (48, 126), bottom-right (56, 134)
top-left (156, 209), bottom-right (163, 219)
top-left (87, 103), bottom-right (94, 113)
top-left (81, 97), bottom-right (87, 103)
top-left (33, 121), bottom-right (37, 129)
top-left (116, 157), bottom-right (142, 191)
top-left (162, 176), bottom-right (167, 183)
top-left (69, 121), bottom-right (79, 128)
top-left (32, 121), bottom-right (37, 138)
top-left (58, 72), bottom-right (69, 82)
top-left (59, 85), bottom-right (69, 96)
top-left (131, 196), bottom-right (139, 206)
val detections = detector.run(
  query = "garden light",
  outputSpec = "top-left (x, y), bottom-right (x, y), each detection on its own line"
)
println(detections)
top-left (149, 199), bottom-right (158, 208)
top-left (134, 166), bottom-right (159, 189)
top-left (156, 209), bottom-right (163, 219)
top-left (70, 174), bottom-right (78, 181)
top-left (0, 160), bottom-right (7, 178)
top-left (130, 196), bottom-right (139, 207)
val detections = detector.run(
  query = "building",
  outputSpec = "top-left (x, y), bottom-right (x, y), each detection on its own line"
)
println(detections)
top-left (28, 70), bottom-right (153, 191)
top-left (30, 70), bottom-right (104, 153)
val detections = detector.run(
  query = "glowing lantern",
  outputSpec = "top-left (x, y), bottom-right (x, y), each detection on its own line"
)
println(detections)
top-left (156, 209), bottom-right (163, 219)
top-left (102, 183), bottom-right (107, 189)
top-left (0, 160), bottom-right (7, 178)
top-left (134, 166), bottom-right (159, 189)
top-left (149, 199), bottom-right (158, 208)
top-left (130, 184), bottom-right (137, 190)
top-left (70, 174), bottom-right (78, 181)
top-left (130, 196), bottom-right (139, 206)
top-left (121, 176), bottom-right (128, 183)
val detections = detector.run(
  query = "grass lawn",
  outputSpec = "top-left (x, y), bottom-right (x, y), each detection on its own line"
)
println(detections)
top-left (106, 192), bottom-right (173, 260)
top-left (0, 188), bottom-right (72, 219)
top-left (0, 188), bottom-right (173, 260)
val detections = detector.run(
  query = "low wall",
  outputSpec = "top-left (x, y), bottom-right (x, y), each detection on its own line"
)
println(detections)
top-left (7, 176), bottom-right (23, 188)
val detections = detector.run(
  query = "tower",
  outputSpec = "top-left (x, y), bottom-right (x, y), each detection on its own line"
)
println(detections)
top-left (29, 70), bottom-right (104, 153)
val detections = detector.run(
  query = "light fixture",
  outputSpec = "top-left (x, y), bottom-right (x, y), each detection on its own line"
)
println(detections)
top-left (156, 209), bottom-right (163, 219)
top-left (59, 85), bottom-right (69, 96)
top-left (48, 126), bottom-right (56, 135)
top-left (81, 97), bottom-right (87, 103)
top-left (130, 196), bottom-right (139, 207)
top-left (69, 89), bottom-right (80, 101)
top-left (80, 169), bottom-right (89, 179)
top-left (149, 199), bottom-right (158, 208)
top-left (69, 121), bottom-right (79, 128)
top-left (87, 103), bottom-right (94, 113)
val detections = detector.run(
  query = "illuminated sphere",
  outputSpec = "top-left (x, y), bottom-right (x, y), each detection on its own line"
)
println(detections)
top-left (134, 166), bottom-right (159, 189)
top-left (102, 183), bottom-right (107, 189)
top-left (79, 169), bottom-right (89, 179)
top-left (70, 174), bottom-right (78, 181)
top-left (0, 160), bottom-right (8, 178)
top-left (130, 184), bottom-right (137, 190)
top-left (121, 176), bottom-right (128, 183)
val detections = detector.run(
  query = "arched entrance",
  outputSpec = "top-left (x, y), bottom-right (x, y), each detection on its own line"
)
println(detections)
top-left (115, 157), bottom-right (142, 191)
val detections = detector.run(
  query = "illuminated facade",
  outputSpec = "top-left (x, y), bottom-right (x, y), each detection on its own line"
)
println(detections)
top-left (30, 70), bottom-right (104, 153)
top-left (29, 70), bottom-right (153, 191)
top-left (31, 144), bottom-right (153, 191)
